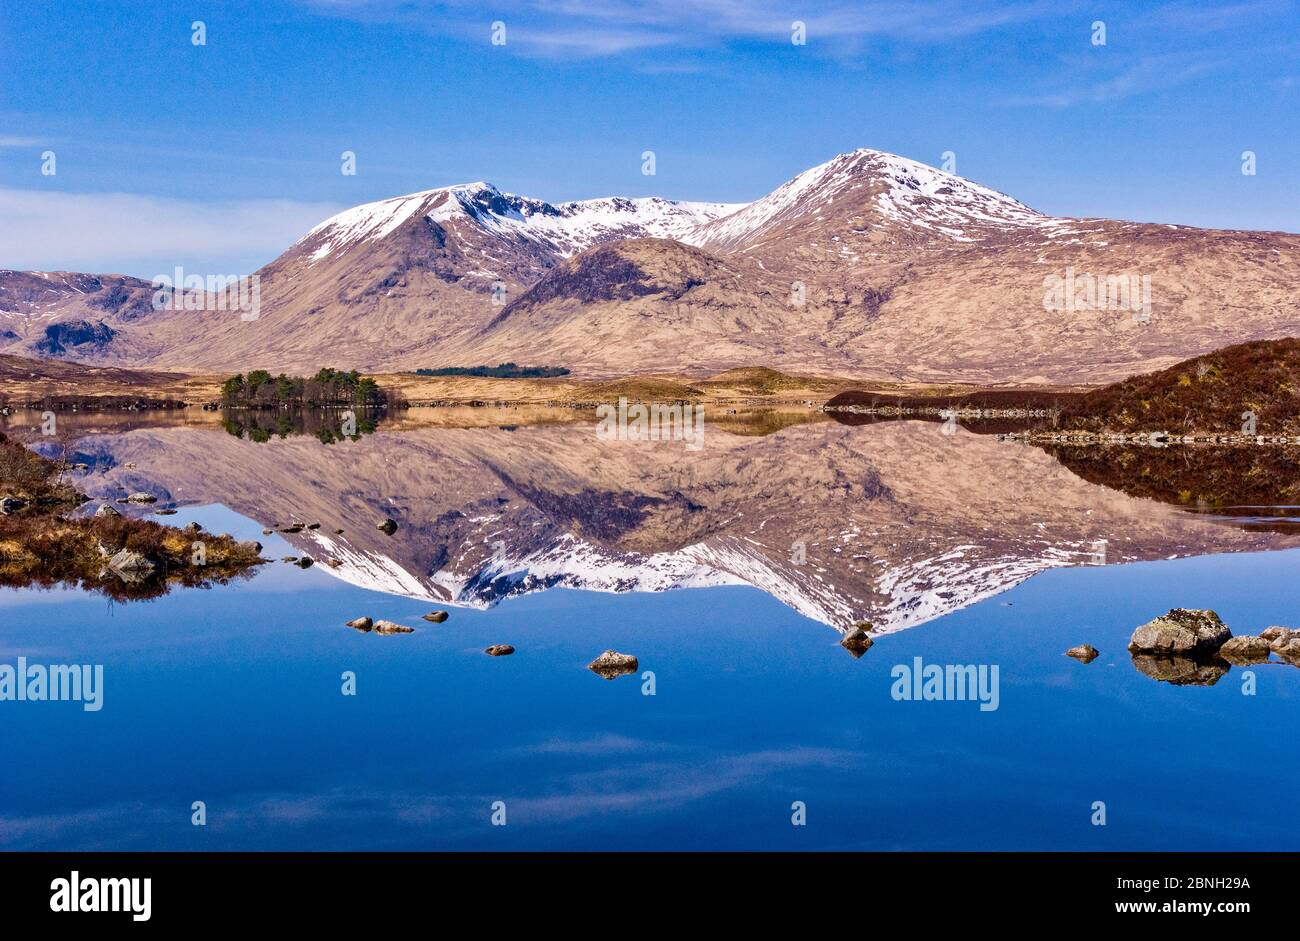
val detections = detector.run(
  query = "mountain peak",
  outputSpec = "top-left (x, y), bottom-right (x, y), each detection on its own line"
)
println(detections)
top-left (685, 147), bottom-right (1051, 253)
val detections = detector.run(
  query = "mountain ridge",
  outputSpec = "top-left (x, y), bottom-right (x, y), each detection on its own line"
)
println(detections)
top-left (4, 147), bottom-right (1298, 385)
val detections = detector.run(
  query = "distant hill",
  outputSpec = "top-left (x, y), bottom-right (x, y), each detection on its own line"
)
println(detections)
top-left (0, 352), bottom-right (198, 402)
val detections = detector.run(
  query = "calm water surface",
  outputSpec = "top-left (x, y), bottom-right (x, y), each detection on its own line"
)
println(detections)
top-left (3, 413), bottom-right (1299, 850)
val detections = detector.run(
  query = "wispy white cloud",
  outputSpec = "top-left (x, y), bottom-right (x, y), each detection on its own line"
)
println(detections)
top-left (299, 0), bottom-right (1065, 58)
top-left (0, 744), bottom-right (864, 849)
top-left (0, 189), bottom-right (343, 277)
top-left (1003, 53), bottom-right (1229, 108)
top-left (0, 136), bottom-right (45, 148)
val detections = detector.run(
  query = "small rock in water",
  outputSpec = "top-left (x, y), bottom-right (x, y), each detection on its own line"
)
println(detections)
top-left (485, 644), bottom-right (514, 656)
top-left (1275, 637), bottom-right (1300, 663)
top-left (378, 518), bottom-right (398, 535)
top-left (280, 524), bottom-right (303, 534)
top-left (840, 625), bottom-right (874, 658)
top-left (1127, 609), bottom-right (1230, 656)
top-left (262, 529), bottom-right (273, 536)
top-left (126, 492), bottom-right (157, 505)
top-left (1262, 626), bottom-right (1300, 651)
top-left (422, 611), bottom-right (449, 623)
top-left (373, 620), bottom-right (414, 635)
top-left (1065, 644), bottom-right (1100, 662)
top-left (326, 559), bottom-right (342, 568)
top-left (107, 548), bottom-right (155, 582)
top-left (307, 523), bottom-right (321, 530)
top-left (588, 650), bottom-right (639, 679)
top-left (154, 508), bottom-right (177, 516)
top-left (1217, 635), bottom-right (1272, 664)
top-left (294, 557), bottom-right (314, 569)
top-left (334, 528), bottom-right (345, 534)
top-left (346, 617), bottom-right (373, 632)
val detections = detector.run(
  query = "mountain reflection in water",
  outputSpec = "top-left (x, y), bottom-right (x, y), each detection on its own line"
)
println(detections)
top-left (15, 409), bottom-right (1298, 634)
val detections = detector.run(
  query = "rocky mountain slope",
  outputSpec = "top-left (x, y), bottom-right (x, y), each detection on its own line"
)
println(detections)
top-left (5, 149), bottom-right (1299, 384)
top-left (466, 150), bottom-right (1300, 383)
top-left (0, 186), bottom-right (744, 373)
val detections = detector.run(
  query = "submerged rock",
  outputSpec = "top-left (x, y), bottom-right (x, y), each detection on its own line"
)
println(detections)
top-left (422, 610), bottom-right (449, 623)
top-left (485, 644), bottom-right (514, 656)
top-left (373, 620), bottom-right (413, 635)
top-left (154, 508), bottom-right (177, 516)
top-left (378, 518), bottom-right (398, 535)
top-left (1130, 654), bottom-right (1230, 687)
top-left (1065, 644), bottom-right (1100, 662)
top-left (1128, 609), bottom-right (1230, 656)
top-left (345, 617), bottom-right (373, 632)
top-left (588, 649), bottom-right (639, 679)
top-left (1218, 635), bottom-right (1272, 664)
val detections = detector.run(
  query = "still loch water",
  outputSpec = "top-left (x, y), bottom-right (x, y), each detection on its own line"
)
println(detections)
top-left (3, 413), bottom-right (1299, 850)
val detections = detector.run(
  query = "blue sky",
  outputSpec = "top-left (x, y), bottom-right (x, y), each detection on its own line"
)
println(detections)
top-left (1, 0), bottom-right (1298, 276)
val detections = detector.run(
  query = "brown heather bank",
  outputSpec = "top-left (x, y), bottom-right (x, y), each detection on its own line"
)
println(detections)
top-left (385, 366), bottom-right (993, 411)
top-left (0, 433), bottom-right (263, 601)
top-left (0, 352), bottom-right (215, 405)
top-left (823, 339), bottom-right (1300, 440)
top-left (1, 355), bottom-right (890, 412)
top-left (1052, 338), bottom-right (1300, 436)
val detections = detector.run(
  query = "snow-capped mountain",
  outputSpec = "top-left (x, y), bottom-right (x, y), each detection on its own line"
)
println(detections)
top-left (299, 181), bottom-right (744, 264)
top-left (454, 148), bottom-right (1300, 383)
top-left (684, 148), bottom-right (1062, 252)
top-left (6, 146), bottom-right (1300, 383)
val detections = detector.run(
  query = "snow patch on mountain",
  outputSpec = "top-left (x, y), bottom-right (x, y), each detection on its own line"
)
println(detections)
top-left (872, 541), bottom-right (1097, 632)
top-left (681, 537), bottom-right (863, 626)
top-left (684, 148), bottom-right (1069, 252)
top-left (304, 528), bottom-right (742, 609)
top-left (298, 182), bottom-right (745, 264)
top-left (304, 531), bottom-right (448, 601)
